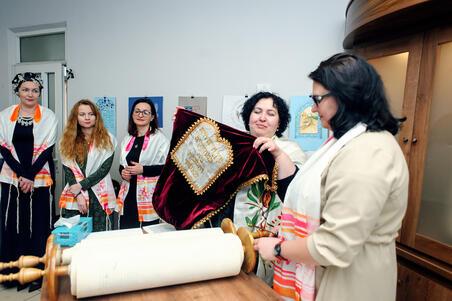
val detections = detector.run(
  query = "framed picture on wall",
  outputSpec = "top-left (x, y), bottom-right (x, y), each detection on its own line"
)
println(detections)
top-left (178, 96), bottom-right (207, 116)
top-left (94, 96), bottom-right (116, 135)
top-left (221, 95), bottom-right (249, 131)
top-left (289, 96), bottom-right (329, 152)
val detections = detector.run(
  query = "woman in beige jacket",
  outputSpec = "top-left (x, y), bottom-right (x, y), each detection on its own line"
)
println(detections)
top-left (253, 53), bottom-right (409, 301)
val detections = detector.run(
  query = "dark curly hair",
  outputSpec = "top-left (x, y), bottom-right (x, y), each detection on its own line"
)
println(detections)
top-left (128, 98), bottom-right (159, 136)
top-left (309, 52), bottom-right (403, 139)
top-left (241, 92), bottom-right (290, 137)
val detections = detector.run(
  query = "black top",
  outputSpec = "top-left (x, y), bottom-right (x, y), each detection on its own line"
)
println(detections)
top-left (276, 165), bottom-right (299, 201)
top-left (118, 135), bottom-right (164, 228)
top-left (0, 120), bottom-right (54, 181)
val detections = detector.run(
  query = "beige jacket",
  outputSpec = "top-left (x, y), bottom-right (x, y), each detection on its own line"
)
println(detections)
top-left (307, 131), bottom-right (409, 301)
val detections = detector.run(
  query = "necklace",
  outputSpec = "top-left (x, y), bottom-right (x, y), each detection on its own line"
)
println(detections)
top-left (17, 116), bottom-right (33, 127)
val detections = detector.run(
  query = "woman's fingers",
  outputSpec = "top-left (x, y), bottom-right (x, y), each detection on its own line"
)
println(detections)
top-left (78, 202), bottom-right (87, 214)
top-left (253, 137), bottom-right (269, 149)
top-left (254, 140), bottom-right (272, 153)
top-left (121, 169), bottom-right (130, 178)
top-left (77, 195), bottom-right (88, 214)
top-left (19, 178), bottom-right (33, 193)
top-left (20, 181), bottom-right (33, 194)
top-left (253, 238), bottom-right (260, 251)
top-left (124, 167), bottom-right (138, 176)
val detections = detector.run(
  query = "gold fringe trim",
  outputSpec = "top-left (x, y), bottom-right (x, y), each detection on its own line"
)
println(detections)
top-left (265, 162), bottom-right (278, 192)
top-left (238, 174), bottom-right (268, 191)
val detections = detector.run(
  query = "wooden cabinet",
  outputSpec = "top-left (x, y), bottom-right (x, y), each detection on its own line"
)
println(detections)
top-left (345, 1), bottom-right (452, 299)
top-left (397, 260), bottom-right (451, 301)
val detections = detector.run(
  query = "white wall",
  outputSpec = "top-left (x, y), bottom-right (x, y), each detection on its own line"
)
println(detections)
top-left (0, 0), bottom-right (348, 180)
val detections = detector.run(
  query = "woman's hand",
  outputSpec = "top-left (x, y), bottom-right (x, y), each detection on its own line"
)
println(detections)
top-left (254, 137), bottom-right (296, 179)
top-left (253, 237), bottom-right (281, 261)
top-left (253, 137), bottom-right (283, 159)
top-left (19, 177), bottom-right (34, 194)
top-left (76, 194), bottom-right (88, 214)
top-left (121, 168), bottom-right (132, 181)
top-left (69, 183), bottom-right (82, 196)
top-left (125, 161), bottom-right (143, 175)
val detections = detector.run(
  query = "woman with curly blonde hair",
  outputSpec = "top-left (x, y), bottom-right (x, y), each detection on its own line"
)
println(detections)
top-left (59, 99), bottom-right (117, 231)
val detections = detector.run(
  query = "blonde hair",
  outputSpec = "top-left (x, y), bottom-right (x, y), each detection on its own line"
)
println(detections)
top-left (60, 99), bottom-right (113, 163)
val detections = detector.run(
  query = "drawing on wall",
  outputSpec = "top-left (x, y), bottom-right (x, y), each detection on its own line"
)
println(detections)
top-left (221, 95), bottom-right (249, 131)
top-left (289, 96), bottom-right (329, 151)
top-left (178, 96), bottom-right (207, 116)
top-left (95, 96), bottom-right (116, 135)
top-left (128, 96), bottom-right (163, 128)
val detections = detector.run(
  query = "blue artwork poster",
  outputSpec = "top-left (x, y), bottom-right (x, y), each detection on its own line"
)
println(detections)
top-left (289, 96), bottom-right (329, 152)
top-left (128, 96), bottom-right (163, 128)
top-left (94, 96), bottom-right (116, 136)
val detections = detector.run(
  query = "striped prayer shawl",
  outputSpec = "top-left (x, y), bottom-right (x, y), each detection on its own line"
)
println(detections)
top-left (273, 123), bottom-right (367, 301)
top-left (59, 133), bottom-right (117, 216)
top-left (116, 131), bottom-right (169, 223)
top-left (0, 105), bottom-right (57, 187)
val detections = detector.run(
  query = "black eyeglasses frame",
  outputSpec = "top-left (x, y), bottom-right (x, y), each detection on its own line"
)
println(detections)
top-left (309, 92), bottom-right (333, 106)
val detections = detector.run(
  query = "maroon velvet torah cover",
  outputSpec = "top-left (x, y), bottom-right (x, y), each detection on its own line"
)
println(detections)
top-left (152, 109), bottom-right (277, 229)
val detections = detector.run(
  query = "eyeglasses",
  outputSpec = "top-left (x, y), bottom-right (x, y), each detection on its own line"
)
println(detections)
top-left (309, 93), bottom-right (332, 106)
top-left (133, 109), bottom-right (151, 116)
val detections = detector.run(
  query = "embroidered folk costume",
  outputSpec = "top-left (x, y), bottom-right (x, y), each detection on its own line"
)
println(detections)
top-left (152, 109), bottom-right (278, 230)
top-left (233, 137), bottom-right (306, 284)
top-left (0, 104), bottom-right (57, 281)
top-left (117, 131), bottom-right (169, 228)
top-left (59, 133), bottom-right (117, 232)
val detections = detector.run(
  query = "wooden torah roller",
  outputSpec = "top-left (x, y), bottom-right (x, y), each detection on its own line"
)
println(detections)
top-left (220, 218), bottom-right (275, 273)
top-left (0, 235), bottom-right (56, 271)
top-left (0, 219), bottom-right (274, 300)
top-left (0, 245), bottom-right (68, 301)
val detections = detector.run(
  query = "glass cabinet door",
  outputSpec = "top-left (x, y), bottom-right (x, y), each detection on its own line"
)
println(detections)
top-left (414, 37), bottom-right (452, 264)
top-left (357, 34), bottom-right (423, 168)
top-left (357, 35), bottom-right (423, 247)
top-left (368, 52), bottom-right (408, 119)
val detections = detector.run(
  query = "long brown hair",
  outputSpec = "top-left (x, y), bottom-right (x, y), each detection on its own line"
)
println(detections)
top-left (60, 99), bottom-right (113, 163)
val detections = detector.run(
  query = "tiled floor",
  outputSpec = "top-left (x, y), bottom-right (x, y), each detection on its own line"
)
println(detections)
top-left (0, 285), bottom-right (41, 301)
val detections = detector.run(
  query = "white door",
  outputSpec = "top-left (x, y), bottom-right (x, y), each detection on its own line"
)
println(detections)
top-left (13, 62), bottom-right (65, 208)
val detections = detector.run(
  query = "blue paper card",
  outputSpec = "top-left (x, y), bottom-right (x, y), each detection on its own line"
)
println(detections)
top-left (95, 96), bottom-right (116, 136)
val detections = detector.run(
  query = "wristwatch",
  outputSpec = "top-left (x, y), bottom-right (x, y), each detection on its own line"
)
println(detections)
top-left (273, 239), bottom-right (286, 260)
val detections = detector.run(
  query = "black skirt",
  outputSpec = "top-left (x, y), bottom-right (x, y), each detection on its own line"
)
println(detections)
top-left (0, 183), bottom-right (54, 284)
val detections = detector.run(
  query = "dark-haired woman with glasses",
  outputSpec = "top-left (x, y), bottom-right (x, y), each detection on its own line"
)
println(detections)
top-left (253, 53), bottom-right (408, 301)
top-left (116, 98), bottom-right (169, 229)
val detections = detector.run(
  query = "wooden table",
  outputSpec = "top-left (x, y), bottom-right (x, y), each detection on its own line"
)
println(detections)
top-left (40, 272), bottom-right (281, 300)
